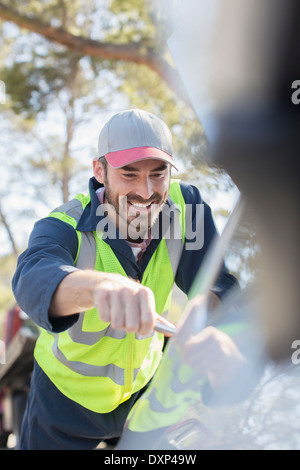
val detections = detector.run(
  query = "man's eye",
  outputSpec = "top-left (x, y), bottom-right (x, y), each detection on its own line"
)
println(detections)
top-left (123, 173), bottom-right (136, 178)
top-left (151, 173), bottom-right (164, 178)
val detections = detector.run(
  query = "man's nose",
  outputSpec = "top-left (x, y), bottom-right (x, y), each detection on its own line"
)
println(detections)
top-left (135, 177), bottom-right (154, 200)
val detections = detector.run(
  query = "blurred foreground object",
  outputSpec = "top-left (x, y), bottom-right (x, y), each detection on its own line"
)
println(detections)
top-left (118, 287), bottom-right (300, 450)
top-left (118, 191), bottom-right (265, 449)
top-left (117, 182), bottom-right (300, 450)
top-left (117, 0), bottom-right (300, 450)
top-left (167, 0), bottom-right (300, 360)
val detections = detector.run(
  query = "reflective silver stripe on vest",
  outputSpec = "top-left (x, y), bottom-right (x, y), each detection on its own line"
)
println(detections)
top-left (51, 199), bottom-right (97, 270)
top-left (52, 198), bottom-right (84, 222)
top-left (68, 313), bottom-right (156, 344)
top-left (68, 313), bottom-right (127, 344)
top-left (52, 335), bottom-right (140, 383)
top-left (76, 231), bottom-right (97, 270)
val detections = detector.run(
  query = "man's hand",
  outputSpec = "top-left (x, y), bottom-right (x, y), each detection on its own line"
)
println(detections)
top-left (183, 326), bottom-right (246, 391)
top-left (93, 273), bottom-right (156, 335)
top-left (49, 270), bottom-right (156, 336)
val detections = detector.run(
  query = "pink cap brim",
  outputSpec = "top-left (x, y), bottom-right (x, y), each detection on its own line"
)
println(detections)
top-left (105, 146), bottom-right (178, 171)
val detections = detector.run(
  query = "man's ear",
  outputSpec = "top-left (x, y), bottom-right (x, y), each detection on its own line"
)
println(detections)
top-left (93, 159), bottom-right (105, 184)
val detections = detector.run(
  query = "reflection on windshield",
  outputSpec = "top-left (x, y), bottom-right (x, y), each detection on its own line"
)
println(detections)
top-left (118, 285), bottom-right (300, 450)
top-left (117, 198), bottom-right (300, 450)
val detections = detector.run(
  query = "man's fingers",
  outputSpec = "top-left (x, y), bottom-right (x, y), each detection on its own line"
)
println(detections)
top-left (124, 290), bottom-right (140, 333)
top-left (138, 287), bottom-right (156, 335)
top-left (110, 291), bottom-right (125, 330)
top-left (94, 279), bottom-right (156, 335)
top-left (95, 287), bottom-right (111, 323)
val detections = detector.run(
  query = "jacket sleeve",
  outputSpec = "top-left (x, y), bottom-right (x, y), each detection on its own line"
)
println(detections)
top-left (12, 216), bottom-right (80, 333)
top-left (175, 183), bottom-right (239, 299)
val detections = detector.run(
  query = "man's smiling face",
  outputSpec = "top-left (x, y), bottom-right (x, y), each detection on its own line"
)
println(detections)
top-left (94, 158), bottom-right (171, 241)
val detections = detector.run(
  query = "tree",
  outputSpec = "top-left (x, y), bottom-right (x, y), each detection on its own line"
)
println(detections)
top-left (0, 0), bottom-right (199, 215)
top-left (0, 0), bottom-right (189, 103)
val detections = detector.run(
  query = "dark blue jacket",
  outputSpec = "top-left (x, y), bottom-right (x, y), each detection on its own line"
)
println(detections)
top-left (12, 177), bottom-right (238, 333)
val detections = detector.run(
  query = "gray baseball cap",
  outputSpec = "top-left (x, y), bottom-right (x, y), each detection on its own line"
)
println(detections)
top-left (98, 109), bottom-right (178, 170)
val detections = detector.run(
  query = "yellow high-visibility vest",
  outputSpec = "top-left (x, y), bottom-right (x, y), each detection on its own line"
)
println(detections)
top-left (34, 180), bottom-right (186, 413)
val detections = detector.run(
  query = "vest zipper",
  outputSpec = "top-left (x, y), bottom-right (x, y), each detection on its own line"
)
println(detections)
top-left (123, 332), bottom-right (135, 399)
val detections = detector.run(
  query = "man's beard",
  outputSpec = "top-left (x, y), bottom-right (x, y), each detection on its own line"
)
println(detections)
top-left (103, 178), bottom-right (169, 242)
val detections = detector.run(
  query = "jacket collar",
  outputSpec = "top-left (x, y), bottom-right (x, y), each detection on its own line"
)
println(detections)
top-left (76, 177), bottom-right (103, 232)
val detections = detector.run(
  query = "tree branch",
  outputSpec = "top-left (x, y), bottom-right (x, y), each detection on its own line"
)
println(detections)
top-left (0, 2), bottom-right (190, 104)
